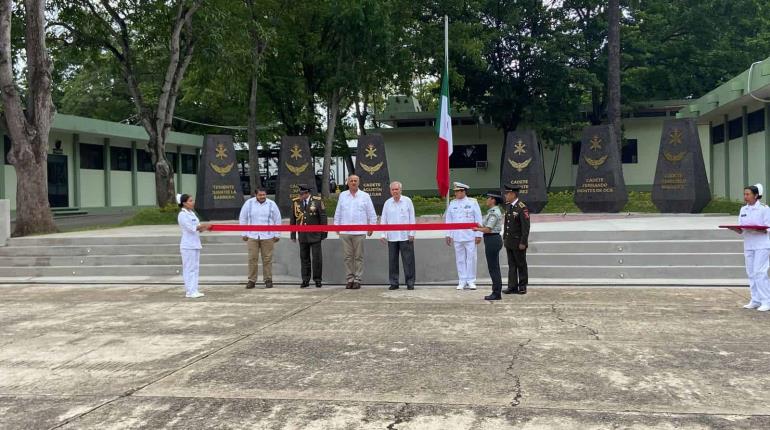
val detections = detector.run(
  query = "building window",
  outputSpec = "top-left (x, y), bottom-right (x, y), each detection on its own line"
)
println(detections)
top-left (79, 143), bottom-right (104, 170)
top-left (571, 140), bottom-right (581, 165)
top-left (449, 144), bottom-right (487, 169)
top-left (137, 149), bottom-right (154, 172)
top-left (711, 124), bottom-right (725, 144)
top-left (165, 152), bottom-right (178, 174)
top-left (181, 153), bottom-right (198, 174)
top-left (110, 146), bottom-right (132, 171)
top-left (621, 139), bottom-right (638, 164)
top-left (748, 108), bottom-right (765, 135)
top-left (728, 117), bottom-right (743, 140)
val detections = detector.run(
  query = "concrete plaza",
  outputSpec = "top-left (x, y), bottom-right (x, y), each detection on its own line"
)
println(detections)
top-left (1, 284), bottom-right (769, 429)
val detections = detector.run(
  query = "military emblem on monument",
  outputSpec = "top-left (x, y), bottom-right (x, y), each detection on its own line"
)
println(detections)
top-left (500, 130), bottom-right (547, 212)
top-left (196, 135), bottom-right (244, 220)
top-left (209, 143), bottom-right (234, 176)
top-left (652, 119), bottom-right (711, 213)
top-left (574, 125), bottom-right (628, 213)
top-left (355, 134), bottom-right (390, 213)
top-left (276, 136), bottom-right (317, 215)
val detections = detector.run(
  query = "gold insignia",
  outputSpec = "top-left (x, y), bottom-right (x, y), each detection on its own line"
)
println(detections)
top-left (669, 129), bottom-right (683, 145)
top-left (589, 135), bottom-right (602, 151)
top-left (360, 161), bottom-right (383, 174)
top-left (513, 140), bottom-right (526, 155)
top-left (508, 157), bottom-right (532, 172)
top-left (584, 155), bottom-right (608, 169)
top-left (664, 151), bottom-right (686, 163)
top-left (365, 144), bottom-right (377, 159)
top-left (286, 162), bottom-right (309, 176)
top-left (290, 144), bottom-right (302, 160)
top-left (210, 162), bottom-right (234, 176)
top-left (215, 143), bottom-right (228, 160)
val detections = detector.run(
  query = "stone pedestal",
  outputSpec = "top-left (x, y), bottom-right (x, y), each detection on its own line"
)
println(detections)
top-left (574, 125), bottom-right (628, 213)
top-left (195, 135), bottom-right (244, 220)
top-left (276, 136), bottom-right (317, 215)
top-left (652, 119), bottom-right (711, 213)
top-left (0, 199), bottom-right (9, 245)
top-left (355, 134), bottom-right (390, 214)
top-left (500, 130), bottom-right (548, 212)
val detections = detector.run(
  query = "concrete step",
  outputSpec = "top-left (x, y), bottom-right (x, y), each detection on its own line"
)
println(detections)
top-left (528, 240), bottom-right (743, 254)
top-left (518, 265), bottom-right (746, 279)
top-left (0, 252), bottom-right (744, 268)
top-left (0, 263), bottom-right (287, 278)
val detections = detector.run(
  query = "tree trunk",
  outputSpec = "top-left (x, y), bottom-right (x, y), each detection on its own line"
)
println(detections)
top-left (0, 0), bottom-right (57, 236)
top-left (248, 74), bottom-right (262, 193)
top-left (322, 89), bottom-right (341, 198)
top-left (146, 136), bottom-right (176, 208)
top-left (607, 0), bottom-right (621, 149)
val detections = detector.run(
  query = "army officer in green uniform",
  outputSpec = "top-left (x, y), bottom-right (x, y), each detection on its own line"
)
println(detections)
top-left (290, 185), bottom-right (328, 288)
top-left (503, 185), bottom-right (530, 294)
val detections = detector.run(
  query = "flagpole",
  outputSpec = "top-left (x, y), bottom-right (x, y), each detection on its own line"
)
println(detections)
top-left (444, 14), bottom-right (450, 213)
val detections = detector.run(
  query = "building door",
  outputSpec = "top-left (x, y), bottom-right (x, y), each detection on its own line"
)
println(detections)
top-left (47, 154), bottom-right (69, 207)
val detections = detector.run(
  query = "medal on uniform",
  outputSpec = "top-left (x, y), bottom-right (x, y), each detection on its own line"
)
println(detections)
top-left (310, 202), bottom-right (316, 213)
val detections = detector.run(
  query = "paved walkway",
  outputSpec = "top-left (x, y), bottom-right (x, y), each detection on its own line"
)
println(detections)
top-left (1, 284), bottom-right (768, 429)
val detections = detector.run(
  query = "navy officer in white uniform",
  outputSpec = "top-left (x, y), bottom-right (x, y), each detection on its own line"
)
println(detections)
top-left (731, 183), bottom-right (770, 311)
top-left (445, 182), bottom-right (483, 290)
top-left (177, 193), bottom-right (210, 298)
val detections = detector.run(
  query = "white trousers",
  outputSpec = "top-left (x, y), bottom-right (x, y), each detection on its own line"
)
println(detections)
top-left (453, 240), bottom-right (477, 284)
top-left (745, 248), bottom-right (770, 305)
top-left (181, 248), bottom-right (201, 296)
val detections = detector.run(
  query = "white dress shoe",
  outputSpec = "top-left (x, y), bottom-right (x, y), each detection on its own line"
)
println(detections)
top-left (757, 304), bottom-right (770, 312)
top-left (468, 282), bottom-right (477, 290)
top-left (456, 283), bottom-right (465, 290)
top-left (743, 302), bottom-right (761, 309)
top-left (186, 292), bottom-right (205, 298)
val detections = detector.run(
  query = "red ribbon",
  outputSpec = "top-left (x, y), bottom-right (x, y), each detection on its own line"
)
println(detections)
top-left (209, 222), bottom-right (478, 232)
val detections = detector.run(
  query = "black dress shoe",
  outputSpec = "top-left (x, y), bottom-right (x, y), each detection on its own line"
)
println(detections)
top-left (484, 294), bottom-right (502, 301)
top-left (265, 282), bottom-right (273, 289)
top-left (315, 282), bottom-right (322, 288)
top-left (300, 283), bottom-right (310, 288)
top-left (345, 281), bottom-right (353, 289)
top-left (245, 281), bottom-right (256, 289)
top-left (407, 286), bottom-right (414, 290)
top-left (517, 286), bottom-right (527, 294)
top-left (502, 288), bottom-right (516, 294)
top-left (351, 282), bottom-right (361, 289)
top-left (388, 285), bottom-right (399, 290)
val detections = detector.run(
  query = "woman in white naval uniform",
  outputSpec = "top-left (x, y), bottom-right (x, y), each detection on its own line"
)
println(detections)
top-left (732, 184), bottom-right (770, 311)
top-left (177, 194), bottom-right (210, 298)
top-left (445, 182), bottom-right (483, 290)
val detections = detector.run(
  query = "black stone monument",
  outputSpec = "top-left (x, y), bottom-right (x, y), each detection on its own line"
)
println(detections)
top-left (574, 125), bottom-right (628, 212)
top-left (651, 118), bottom-right (711, 213)
top-left (276, 136), bottom-right (317, 215)
top-left (355, 134), bottom-right (390, 214)
top-left (500, 130), bottom-right (548, 213)
top-left (195, 134), bottom-right (244, 220)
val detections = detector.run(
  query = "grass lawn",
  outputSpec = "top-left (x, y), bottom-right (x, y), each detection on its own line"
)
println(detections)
top-left (117, 192), bottom-right (743, 226)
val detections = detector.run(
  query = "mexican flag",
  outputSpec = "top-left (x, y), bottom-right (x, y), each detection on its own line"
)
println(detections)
top-left (435, 65), bottom-right (452, 197)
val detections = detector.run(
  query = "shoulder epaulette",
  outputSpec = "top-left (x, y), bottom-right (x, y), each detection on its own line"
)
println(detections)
top-left (518, 202), bottom-right (527, 208)
top-left (292, 197), bottom-right (300, 202)
top-left (312, 195), bottom-right (322, 200)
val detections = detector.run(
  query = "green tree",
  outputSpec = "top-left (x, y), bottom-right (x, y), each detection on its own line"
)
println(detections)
top-left (53, 0), bottom-right (203, 207)
top-left (0, 0), bottom-right (57, 236)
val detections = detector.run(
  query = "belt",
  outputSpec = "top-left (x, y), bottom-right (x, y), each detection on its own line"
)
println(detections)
top-left (483, 233), bottom-right (500, 237)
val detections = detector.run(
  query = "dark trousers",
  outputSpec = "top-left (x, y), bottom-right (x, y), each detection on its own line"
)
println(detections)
top-left (483, 234), bottom-right (503, 295)
top-left (388, 240), bottom-right (416, 287)
top-left (506, 246), bottom-right (528, 291)
top-left (299, 241), bottom-right (322, 283)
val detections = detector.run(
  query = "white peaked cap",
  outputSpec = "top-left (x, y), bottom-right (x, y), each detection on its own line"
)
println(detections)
top-left (453, 182), bottom-right (469, 190)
